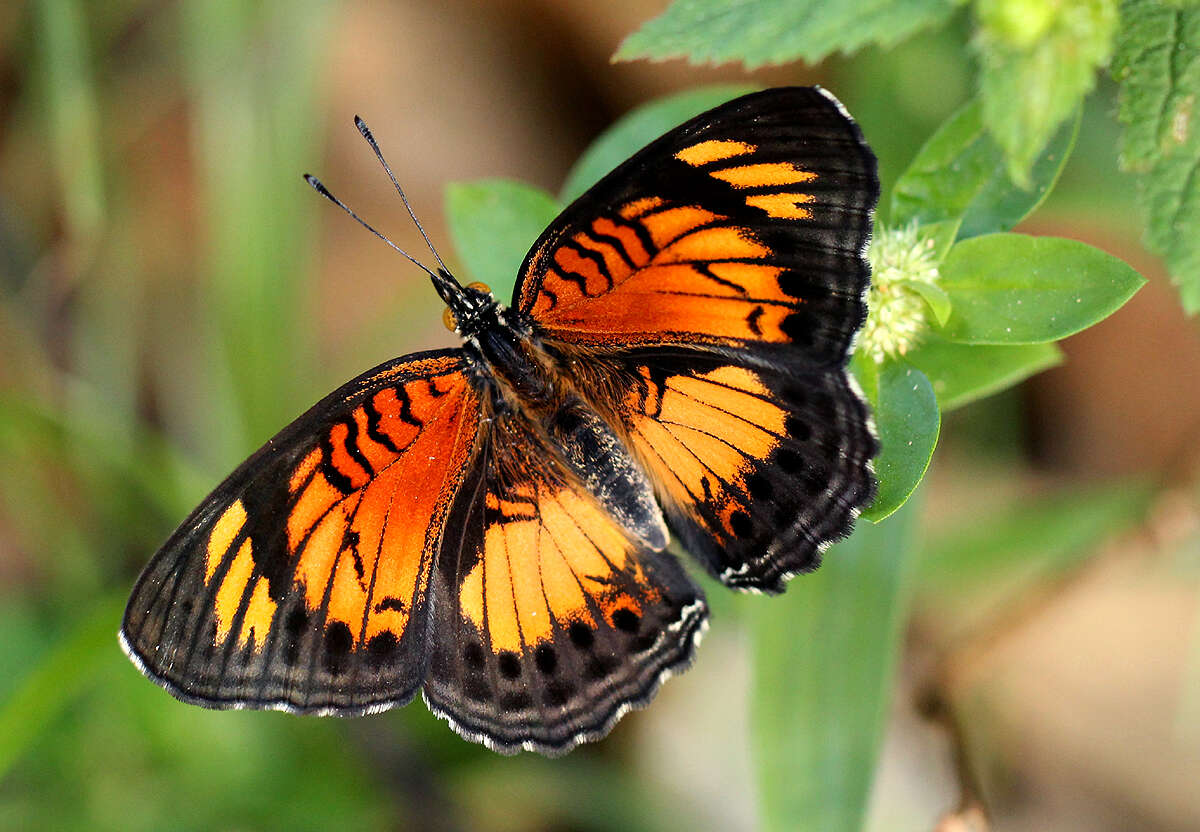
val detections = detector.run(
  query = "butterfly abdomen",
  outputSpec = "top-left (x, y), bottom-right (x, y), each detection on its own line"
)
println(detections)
top-left (542, 399), bottom-right (667, 551)
top-left (471, 318), bottom-right (668, 551)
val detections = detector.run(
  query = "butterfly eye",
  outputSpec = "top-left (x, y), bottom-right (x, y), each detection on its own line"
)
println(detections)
top-left (466, 281), bottom-right (492, 294)
top-left (442, 307), bottom-right (457, 331)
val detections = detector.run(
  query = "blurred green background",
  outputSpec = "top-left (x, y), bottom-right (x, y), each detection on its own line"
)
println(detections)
top-left (2, 1), bottom-right (1199, 830)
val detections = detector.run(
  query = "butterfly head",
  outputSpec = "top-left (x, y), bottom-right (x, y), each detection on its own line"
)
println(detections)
top-left (434, 269), bottom-right (498, 337)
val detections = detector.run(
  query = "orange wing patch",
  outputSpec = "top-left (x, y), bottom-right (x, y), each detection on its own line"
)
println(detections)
top-left (524, 191), bottom-right (822, 348)
top-left (621, 363), bottom-right (788, 541)
top-left (456, 448), bottom-right (663, 656)
top-left (457, 485), bottom-right (650, 653)
top-left (202, 363), bottom-right (480, 654)
top-left (675, 139), bottom-right (755, 166)
top-left (745, 192), bottom-right (816, 220)
top-left (709, 162), bottom-right (816, 189)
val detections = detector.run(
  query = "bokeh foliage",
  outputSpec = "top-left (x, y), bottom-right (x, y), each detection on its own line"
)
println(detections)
top-left (0, 1), bottom-right (1186, 830)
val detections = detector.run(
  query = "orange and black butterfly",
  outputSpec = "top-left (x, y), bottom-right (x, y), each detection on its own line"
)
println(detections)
top-left (121, 87), bottom-right (879, 754)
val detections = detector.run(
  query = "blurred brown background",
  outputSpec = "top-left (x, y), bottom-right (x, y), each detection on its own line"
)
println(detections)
top-left (1, 2), bottom-right (1198, 830)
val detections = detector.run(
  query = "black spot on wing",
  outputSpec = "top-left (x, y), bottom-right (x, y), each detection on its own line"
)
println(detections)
top-left (373, 596), bottom-right (407, 614)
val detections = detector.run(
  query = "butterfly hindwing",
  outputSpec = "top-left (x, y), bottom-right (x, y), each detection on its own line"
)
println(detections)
top-left (423, 400), bottom-right (707, 754)
top-left (584, 350), bottom-right (877, 591)
top-left (515, 86), bottom-right (877, 371)
top-left (121, 350), bottom-right (482, 714)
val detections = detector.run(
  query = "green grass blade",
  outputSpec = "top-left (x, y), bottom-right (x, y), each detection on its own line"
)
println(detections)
top-left (917, 478), bottom-right (1156, 631)
top-left (180, 0), bottom-right (332, 458)
top-left (32, 0), bottom-right (105, 251)
top-left (749, 495), bottom-right (920, 832)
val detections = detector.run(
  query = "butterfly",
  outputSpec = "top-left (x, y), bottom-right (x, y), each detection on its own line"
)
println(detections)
top-left (121, 86), bottom-right (879, 755)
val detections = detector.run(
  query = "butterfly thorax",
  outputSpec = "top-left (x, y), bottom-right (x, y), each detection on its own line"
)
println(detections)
top-left (455, 296), bottom-right (669, 552)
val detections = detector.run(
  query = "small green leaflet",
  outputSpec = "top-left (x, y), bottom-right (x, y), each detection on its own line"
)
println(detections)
top-left (890, 99), bottom-right (1079, 238)
top-left (974, 0), bottom-right (1116, 187)
top-left (936, 234), bottom-right (1146, 343)
top-left (616, 0), bottom-right (957, 68)
top-left (1114, 0), bottom-right (1200, 314)
top-left (445, 179), bottom-right (560, 302)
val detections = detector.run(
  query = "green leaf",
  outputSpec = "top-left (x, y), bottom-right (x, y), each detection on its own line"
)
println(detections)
top-left (975, 0), bottom-right (1117, 186)
top-left (560, 85), bottom-right (757, 204)
top-left (616, 0), bottom-right (958, 69)
top-left (890, 99), bottom-right (1080, 236)
top-left (445, 179), bottom-right (561, 303)
top-left (1113, 0), bottom-right (1200, 313)
top-left (749, 492), bottom-right (919, 832)
top-left (918, 218), bottom-right (964, 262)
top-left (0, 388), bottom-right (205, 526)
top-left (937, 233), bottom-right (1145, 343)
top-left (905, 334), bottom-right (1063, 410)
top-left (856, 359), bottom-right (940, 522)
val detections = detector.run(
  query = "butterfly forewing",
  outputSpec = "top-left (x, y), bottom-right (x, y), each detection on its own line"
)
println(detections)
top-left (423, 403), bottom-right (706, 754)
top-left (515, 86), bottom-right (877, 371)
top-left (122, 350), bottom-right (482, 714)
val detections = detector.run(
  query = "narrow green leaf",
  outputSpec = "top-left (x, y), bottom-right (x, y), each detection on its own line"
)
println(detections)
top-left (0, 592), bottom-right (125, 781)
top-left (1113, 0), bottom-right (1200, 313)
top-left (890, 99), bottom-right (1079, 236)
top-left (445, 179), bottom-right (561, 303)
top-left (975, 0), bottom-right (1117, 185)
top-left (858, 359), bottom-right (940, 522)
top-left (750, 493), bottom-right (920, 832)
top-left (0, 389), bottom-right (204, 524)
top-left (616, 0), bottom-right (957, 69)
top-left (560, 85), bottom-right (757, 204)
top-left (937, 233), bottom-right (1146, 343)
top-left (905, 334), bottom-right (1063, 410)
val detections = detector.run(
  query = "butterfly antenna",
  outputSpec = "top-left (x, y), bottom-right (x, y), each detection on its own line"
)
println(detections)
top-left (354, 115), bottom-right (451, 275)
top-left (303, 173), bottom-right (438, 280)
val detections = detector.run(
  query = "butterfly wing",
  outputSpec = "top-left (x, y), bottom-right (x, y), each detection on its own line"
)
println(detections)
top-left (121, 350), bottom-right (482, 715)
top-left (423, 400), bottom-right (707, 755)
top-left (514, 86), bottom-right (877, 370)
top-left (579, 351), bottom-right (876, 592)
top-left (514, 87), bottom-right (879, 592)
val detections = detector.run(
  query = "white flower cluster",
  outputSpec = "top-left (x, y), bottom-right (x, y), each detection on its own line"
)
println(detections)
top-left (861, 224), bottom-right (942, 363)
